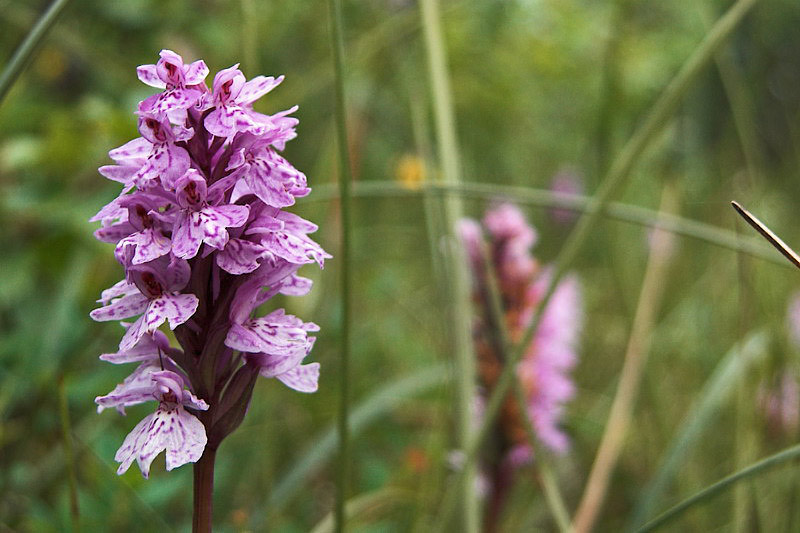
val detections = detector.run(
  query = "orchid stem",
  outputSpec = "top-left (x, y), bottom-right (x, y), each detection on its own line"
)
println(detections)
top-left (192, 445), bottom-right (217, 533)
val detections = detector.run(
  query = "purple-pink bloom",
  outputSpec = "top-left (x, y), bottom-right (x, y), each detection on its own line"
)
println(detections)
top-left (114, 371), bottom-right (209, 478)
top-left (91, 50), bottom-right (327, 479)
top-left (132, 114), bottom-right (193, 189)
top-left (460, 203), bottom-right (582, 460)
top-left (204, 65), bottom-right (284, 138)
top-left (227, 140), bottom-right (310, 208)
top-left (171, 170), bottom-right (249, 259)
top-left (758, 372), bottom-right (800, 435)
top-left (91, 258), bottom-right (199, 351)
top-left (137, 49), bottom-right (208, 121)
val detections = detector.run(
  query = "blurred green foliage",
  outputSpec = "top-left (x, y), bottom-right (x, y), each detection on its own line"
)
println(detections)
top-left (3, 0), bottom-right (800, 531)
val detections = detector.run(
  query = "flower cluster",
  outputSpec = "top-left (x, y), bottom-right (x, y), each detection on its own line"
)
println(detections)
top-left (460, 204), bottom-right (582, 464)
top-left (90, 50), bottom-right (329, 478)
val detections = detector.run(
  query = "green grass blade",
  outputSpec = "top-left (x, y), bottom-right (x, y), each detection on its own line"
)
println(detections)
top-left (305, 181), bottom-right (791, 270)
top-left (0, 0), bottom-right (72, 105)
top-left (326, 0), bottom-right (354, 530)
top-left (633, 442), bottom-right (800, 533)
top-left (418, 0), bottom-right (478, 530)
top-left (627, 330), bottom-right (770, 530)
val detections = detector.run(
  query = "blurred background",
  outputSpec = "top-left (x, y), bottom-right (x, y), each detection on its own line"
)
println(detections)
top-left (3, 0), bottom-right (800, 531)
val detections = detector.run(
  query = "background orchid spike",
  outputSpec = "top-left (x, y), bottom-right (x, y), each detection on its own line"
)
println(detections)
top-left (90, 50), bottom-right (329, 480)
top-left (460, 203), bottom-right (583, 527)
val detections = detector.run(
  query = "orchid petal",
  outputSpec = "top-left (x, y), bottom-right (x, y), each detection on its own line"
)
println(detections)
top-left (90, 293), bottom-right (148, 322)
top-left (274, 363), bottom-right (320, 393)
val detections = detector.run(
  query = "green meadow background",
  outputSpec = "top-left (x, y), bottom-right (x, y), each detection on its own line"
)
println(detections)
top-left (3, 0), bottom-right (800, 531)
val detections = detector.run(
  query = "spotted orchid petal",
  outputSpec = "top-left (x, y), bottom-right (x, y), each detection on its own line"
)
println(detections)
top-left (96, 361), bottom-right (162, 414)
top-left (274, 363), bottom-right (320, 393)
top-left (115, 403), bottom-right (207, 478)
top-left (216, 238), bottom-right (264, 274)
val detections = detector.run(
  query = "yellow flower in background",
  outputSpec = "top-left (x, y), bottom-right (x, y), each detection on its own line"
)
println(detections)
top-left (395, 154), bottom-right (426, 190)
top-left (34, 46), bottom-right (67, 82)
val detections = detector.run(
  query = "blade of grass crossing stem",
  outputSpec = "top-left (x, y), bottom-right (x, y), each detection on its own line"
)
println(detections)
top-left (478, 239), bottom-right (572, 532)
top-left (461, 0), bottom-right (761, 515)
top-left (572, 183), bottom-right (679, 533)
top-left (632, 443), bottom-right (800, 533)
top-left (626, 331), bottom-right (770, 531)
top-left (0, 0), bottom-right (71, 105)
top-left (326, 0), bottom-right (353, 531)
top-left (305, 181), bottom-right (791, 270)
top-left (418, 0), bottom-right (478, 530)
top-left (58, 376), bottom-right (80, 533)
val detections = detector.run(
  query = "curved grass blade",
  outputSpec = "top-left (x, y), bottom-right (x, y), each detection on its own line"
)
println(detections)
top-left (627, 330), bottom-right (770, 530)
top-left (305, 181), bottom-right (792, 270)
top-left (633, 443), bottom-right (800, 533)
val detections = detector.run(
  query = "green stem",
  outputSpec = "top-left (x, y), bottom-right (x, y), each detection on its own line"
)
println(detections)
top-left (633, 443), bottom-right (800, 533)
top-left (327, 0), bottom-right (353, 530)
top-left (0, 0), bottom-right (71, 105)
top-left (418, 0), bottom-right (478, 530)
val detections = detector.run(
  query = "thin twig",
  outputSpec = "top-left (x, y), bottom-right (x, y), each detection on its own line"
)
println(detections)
top-left (58, 376), bottom-right (80, 533)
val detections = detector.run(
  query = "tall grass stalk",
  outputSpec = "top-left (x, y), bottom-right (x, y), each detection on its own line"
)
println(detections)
top-left (700, 4), bottom-right (764, 186)
top-left (572, 183), bottom-right (679, 533)
top-left (418, 0), bottom-right (478, 530)
top-left (0, 0), bottom-right (71, 105)
top-left (327, 0), bottom-right (354, 530)
top-left (240, 0), bottom-right (258, 74)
